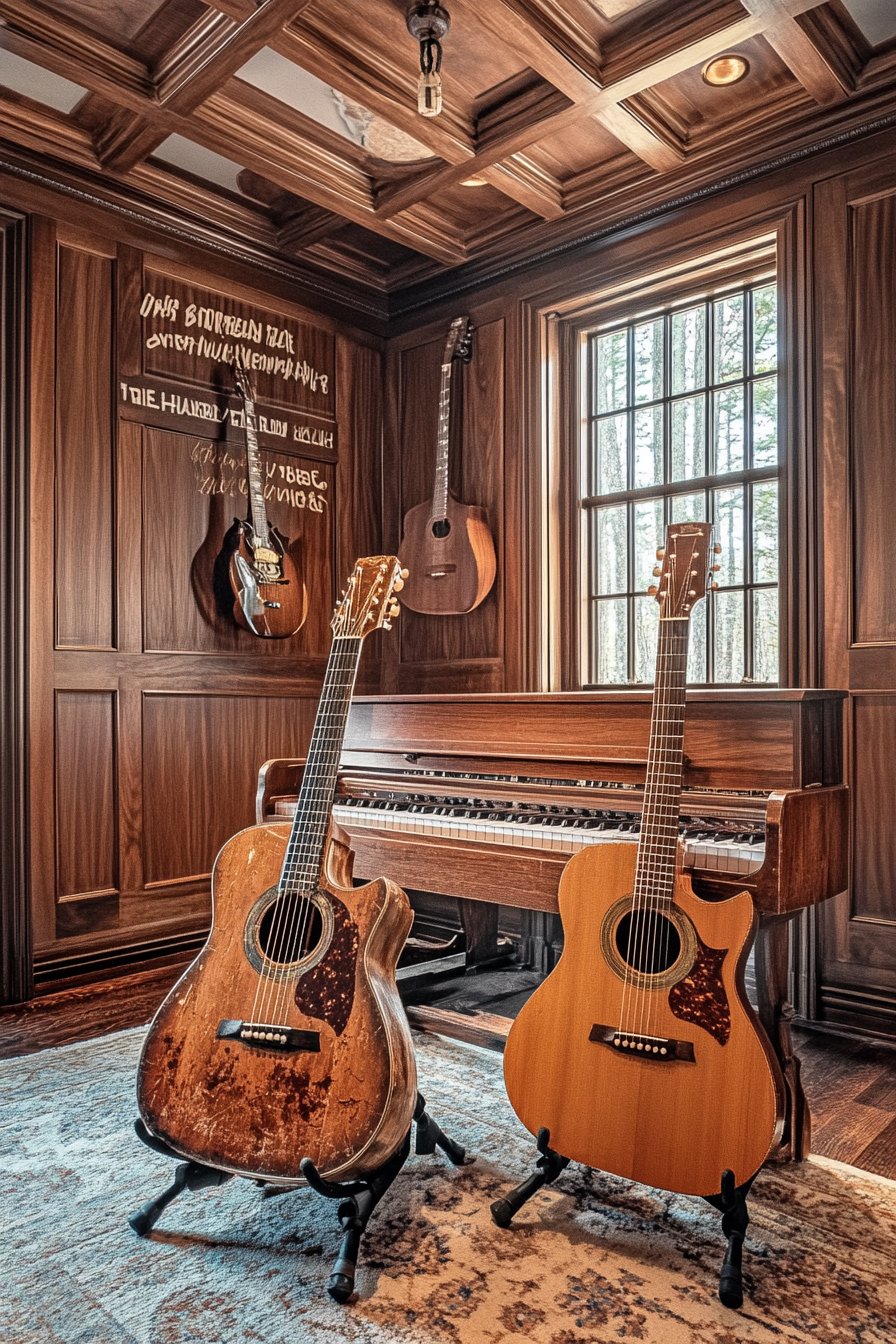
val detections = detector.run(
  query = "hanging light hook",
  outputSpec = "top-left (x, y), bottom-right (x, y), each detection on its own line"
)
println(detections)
top-left (406, 4), bottom-right (450, 117)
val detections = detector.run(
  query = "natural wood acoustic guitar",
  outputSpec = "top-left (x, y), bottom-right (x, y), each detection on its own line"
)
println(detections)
top-left (137, 556), bottom-right (417, 1185)
top-left (224, 358), bottom-right (307, 638)
top-left (397, 316), bottom-right (496, 615)
top-left (503, 523), bottom-right (785, 1196)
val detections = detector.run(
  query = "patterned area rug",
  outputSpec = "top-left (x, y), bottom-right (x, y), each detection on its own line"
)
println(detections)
top-left (0, 1026), bottom-right (892, 1343)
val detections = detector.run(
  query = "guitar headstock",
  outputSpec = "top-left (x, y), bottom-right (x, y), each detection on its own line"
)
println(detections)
top-left (649, 523), bottom-right (718, 619)
top-left (332, 556), bottom-right (409, 639)
top-left (232, 355), bottom-right (257, 404)
top-left (443, 316), bottom-right (474, 365)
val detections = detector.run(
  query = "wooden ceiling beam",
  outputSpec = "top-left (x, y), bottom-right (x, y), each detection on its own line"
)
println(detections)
top-left (740, 0), bottom-right (851, 104)
top-left (194, 90), bottom-right (467, 265)
top-left (375, 10), bottom-right (774, 217)
top-left (1, 1), bottom-right (152, 107)
top-left (153, 0), bottom-right (319, 112)
top-left (480, 155), bottom-right (565, 220)
top-left (271, 23), bottom-right (475, 164)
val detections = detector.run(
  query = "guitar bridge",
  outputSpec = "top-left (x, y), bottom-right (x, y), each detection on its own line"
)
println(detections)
top-left (216, 1019), bottom-right (321, 1053)
top-left (589, 1023), bottom-right (695, 1062)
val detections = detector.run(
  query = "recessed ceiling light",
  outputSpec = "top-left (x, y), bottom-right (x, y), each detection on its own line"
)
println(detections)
top-left (461, 176), bottom-right (488, 187)
top-left (701, 54), bottom-right (750, 86)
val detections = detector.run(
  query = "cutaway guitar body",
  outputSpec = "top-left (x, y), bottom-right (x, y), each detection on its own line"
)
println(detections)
top-left (226, 517), bottom-right (308, 639)
top-left (398, 492), bottom-right (496, 615)
top-left (138, 823), bottom-right (416, 1185)
top-left (503, 842), bottom-right (784, 1195)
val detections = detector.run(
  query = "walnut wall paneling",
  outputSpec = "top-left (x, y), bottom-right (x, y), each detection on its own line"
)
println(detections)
top-left (386, 317), bottom-right (505, 692)
top-left (141, 693), bottom-right (316, 892)
top-left (140, 426), bottom-right (334, 655)
top-left (816, 159), bottom-right (896, 1033)
top-left (55, 246), bottom-right (115, 651)
top-left (0, 209), bottom-right (29, 1004)
top-left (54, 690), bottom-right (118, 939)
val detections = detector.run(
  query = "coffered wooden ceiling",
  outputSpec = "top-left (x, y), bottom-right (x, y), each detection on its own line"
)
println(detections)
top-left (1, 0), bottom-right (895, 295)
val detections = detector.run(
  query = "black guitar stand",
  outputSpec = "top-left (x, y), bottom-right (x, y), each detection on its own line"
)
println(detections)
top-left (490, 1129), bottom-right (755, 1309)
top-left (129, 1092), bottom-right (466, 1304)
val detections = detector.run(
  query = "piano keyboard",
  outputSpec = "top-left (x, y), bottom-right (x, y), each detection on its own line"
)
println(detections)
top-left (271, 798), bottom-right (765, 878)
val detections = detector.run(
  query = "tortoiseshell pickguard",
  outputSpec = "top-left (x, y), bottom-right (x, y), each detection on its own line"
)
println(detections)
top-left (294, 893), bottom-right (359, 1036)
top-left (668, 934), bottom-right (730, 1045)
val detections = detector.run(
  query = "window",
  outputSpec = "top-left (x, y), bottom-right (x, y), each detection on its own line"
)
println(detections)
top-left (582, 281), bottom-right (779, 685)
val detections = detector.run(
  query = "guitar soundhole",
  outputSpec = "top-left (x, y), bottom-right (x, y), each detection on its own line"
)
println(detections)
top-left (431, 518), bottom-right (451, 538)
top-left (257, 897), bottom-right (324, 966)
top-left (615, 911), bottom-right (682, 976)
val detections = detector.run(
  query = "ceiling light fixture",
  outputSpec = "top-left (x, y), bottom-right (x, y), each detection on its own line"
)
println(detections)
top-left (701, 53), bottom-right (750, 86)
top-left (406, 3), bottom-right (450, 117)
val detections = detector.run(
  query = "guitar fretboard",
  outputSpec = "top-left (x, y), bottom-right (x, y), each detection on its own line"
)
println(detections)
top-left (632, 618), bottom-right (689, 909)
top-left (431, 359), bottom-right (453, 523)
top-left (279, 636), bottom-right (363, 894)
top-left (241, 392), bottom-right (269, 547)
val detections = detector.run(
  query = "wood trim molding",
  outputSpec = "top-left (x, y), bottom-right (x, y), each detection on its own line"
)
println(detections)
top-left (0, 209), bottom-right (31, 1004)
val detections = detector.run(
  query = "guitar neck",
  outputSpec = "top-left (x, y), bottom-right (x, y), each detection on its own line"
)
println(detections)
top-left (431, 360), bottom-right (453, 523)
top-left (633, 617), bottom-right (690, 907)
top-left (241, 393), bottom-right (269, 546)
top-left (279, 635), bottom-right (363, 893)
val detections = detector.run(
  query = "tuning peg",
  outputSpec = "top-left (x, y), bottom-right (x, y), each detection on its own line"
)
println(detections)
top-left (656, 548), bottom-right (665, 560)
top-left (652, 565), bottom-right (661, 577)
top-left (712, 564), bottom-right (721, 573)
top-left (400, 568), bottom-right (409, 579)
top-left (648, 585), bottom-right (658, 596)
top-left (392, 578), bottom-right (404, 592)
top-left (389, 603), bottom-right (401, 618)
top-left (711, 583), bottom-right (719, 591)
top-left (383, 619), bottom-right (393, 630)
top-left (689, 589), bottom-right (696, 596)
top-left (713, 543), bottom-right (722, 554)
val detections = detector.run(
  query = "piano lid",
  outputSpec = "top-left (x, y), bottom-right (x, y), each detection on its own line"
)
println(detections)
top-left (341, 689), bottom-right (846, 793)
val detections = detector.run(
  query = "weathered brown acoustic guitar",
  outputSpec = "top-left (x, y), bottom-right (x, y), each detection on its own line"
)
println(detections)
top-left (224, 358), bottom-right (307, 638)
top-left (397, 316), bottom-right (496, 615)
top-left (137, 556), bottom-right (416, 1185)
top-left (503, 523), bottom-right (785, 1196)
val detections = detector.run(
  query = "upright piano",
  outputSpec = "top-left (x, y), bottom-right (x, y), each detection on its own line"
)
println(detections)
top-left (257, 688), bottom-right (848, 1161)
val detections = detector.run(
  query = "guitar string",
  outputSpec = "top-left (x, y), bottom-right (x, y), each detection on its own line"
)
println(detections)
top-left (618, 616), bottom-right (672, 1040)
top-left (256, 639), bottom-right (360, 1029)
top-left (642, 623), bottom-right (688, 1044)
top-left (269, 641), bottom-right (359, 1027)
top-left (248, 638), bottom-right (351, 1027)
top-left (627, 622), bottom-right (687, 1043)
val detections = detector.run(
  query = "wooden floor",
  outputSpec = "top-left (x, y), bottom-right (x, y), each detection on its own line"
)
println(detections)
top-left (2, 962), bottom-right (896, 1182)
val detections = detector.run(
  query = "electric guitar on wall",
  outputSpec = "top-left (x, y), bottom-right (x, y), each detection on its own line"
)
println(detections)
top-left (137, 556), bottom-right (417, 1185)
top-left (503, 523), bottom-right (785, 1197)
top-left (225, 358), bottom-right (308, 638)
top-left (397, 316), bottom-right (497, 615)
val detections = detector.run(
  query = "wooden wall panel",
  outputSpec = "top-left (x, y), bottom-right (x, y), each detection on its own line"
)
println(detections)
top-left (851, 194), bottom-right (896, 646)
top-left (851, 695), bottom-right (896, 925)
top-left (141, 427), bottom-right (334, 655)
top-left (141, 693), bottom-right (316, 887)
top-left (54, 690), bottom-right (117, 902)
top-left (55, 246), bottom-right (115, 650)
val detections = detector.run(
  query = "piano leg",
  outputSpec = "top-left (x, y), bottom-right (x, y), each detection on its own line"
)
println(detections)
top-left (457, 898), bottom-right (515, 972)
top-left (753, 913), bottom-right (811, 1162)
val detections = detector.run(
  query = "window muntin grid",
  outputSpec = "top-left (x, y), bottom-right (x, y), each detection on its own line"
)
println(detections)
top-left (583, 282), bottom-right (778, 686)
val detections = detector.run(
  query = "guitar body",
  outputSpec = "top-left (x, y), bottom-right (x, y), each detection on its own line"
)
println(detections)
top-left (137, 822), bottom-right (416, 1185)
top-left (398, 492), bottom-right (496, 615)
top-left (503, 843), bottom-right (784, 1195)
top-left (226, 518), bottom-right (308, 639)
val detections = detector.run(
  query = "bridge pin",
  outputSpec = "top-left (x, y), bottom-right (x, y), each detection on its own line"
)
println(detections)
top-left (660, 1047), bottom-right (667, 1055)
top-left (265, 1032), bottom-right (274, 1040)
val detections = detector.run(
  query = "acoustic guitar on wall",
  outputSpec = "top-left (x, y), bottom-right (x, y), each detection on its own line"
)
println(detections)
top-left (223, 358), bottom-right (308, 638)
top-left (397, 316), bottom-right (496, 615)
top-left (137, 556), bottom-right (417, 1186)
top-left (503, 522), bottom-right (785, 1198)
